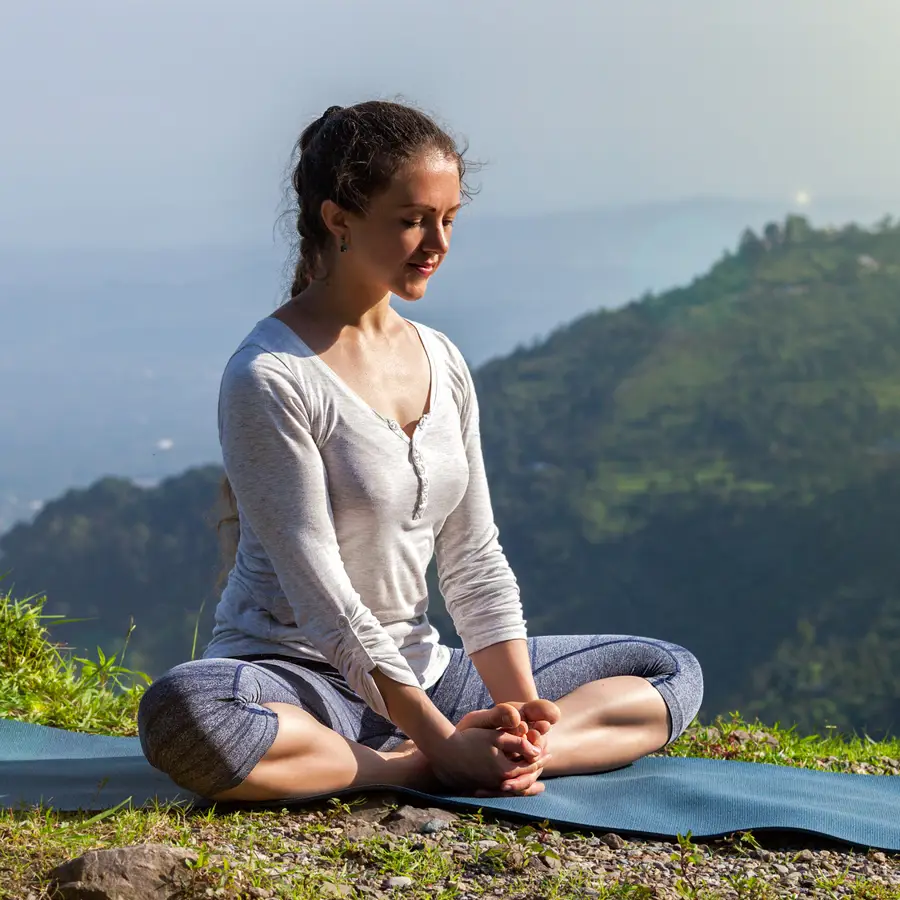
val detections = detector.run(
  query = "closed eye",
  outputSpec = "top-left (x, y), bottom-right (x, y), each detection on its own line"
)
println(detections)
top-left (403, 218), bottom-right (456, 230)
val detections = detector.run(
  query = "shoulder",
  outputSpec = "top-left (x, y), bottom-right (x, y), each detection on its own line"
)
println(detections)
top-left (220, 318), bottom-right (311, 408)
top-left (222, 343), bottom-right (292, 398)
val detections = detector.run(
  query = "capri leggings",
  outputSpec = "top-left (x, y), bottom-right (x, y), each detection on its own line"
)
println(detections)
top-left (138, 634), bottom-right (704, 799)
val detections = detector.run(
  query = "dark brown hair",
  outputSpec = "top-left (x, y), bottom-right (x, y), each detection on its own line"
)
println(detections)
top-left (217, 100), bottom-right (474, 580)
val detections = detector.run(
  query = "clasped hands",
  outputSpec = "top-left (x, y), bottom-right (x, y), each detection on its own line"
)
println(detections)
top-left (429, 699), bottom-right (561, 797)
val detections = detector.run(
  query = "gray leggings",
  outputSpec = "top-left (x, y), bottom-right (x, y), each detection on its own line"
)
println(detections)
top-left (138, 634), bottom-right (704, 799)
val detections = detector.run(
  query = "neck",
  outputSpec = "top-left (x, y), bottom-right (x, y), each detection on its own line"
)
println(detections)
top-left (296, 269), bottom-right (395, 335)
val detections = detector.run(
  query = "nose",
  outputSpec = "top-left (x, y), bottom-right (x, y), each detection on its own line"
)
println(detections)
top-left (423, 220), bottom-right (451, 255)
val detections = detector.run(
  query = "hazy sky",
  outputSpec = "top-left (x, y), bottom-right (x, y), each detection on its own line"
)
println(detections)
top-left (3, 0), bottom-right (900, 247)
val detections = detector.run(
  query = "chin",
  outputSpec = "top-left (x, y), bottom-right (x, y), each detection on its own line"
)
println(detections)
top-left (392, 281), bottom-right (429, 303)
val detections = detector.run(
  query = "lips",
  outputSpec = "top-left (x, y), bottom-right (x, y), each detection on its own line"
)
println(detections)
top-left (408, 260), bottom-right (437, 276)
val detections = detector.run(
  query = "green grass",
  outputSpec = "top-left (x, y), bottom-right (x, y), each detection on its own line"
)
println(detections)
top-left (1, 589), bottom-right (899, 899)
top-left (0, 590), bottom-right (147, 735)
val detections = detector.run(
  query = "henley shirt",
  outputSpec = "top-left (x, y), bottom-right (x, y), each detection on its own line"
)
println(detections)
top-left (203, 315), bottom-right (527, 719)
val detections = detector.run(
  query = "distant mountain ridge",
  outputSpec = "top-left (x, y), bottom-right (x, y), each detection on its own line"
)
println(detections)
top-left (1, 196), bottom-right (889, 533)
top-left (3, 212), bottom-right (900, 737)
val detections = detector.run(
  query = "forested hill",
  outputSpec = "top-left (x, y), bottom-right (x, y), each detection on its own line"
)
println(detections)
top-left (473, 214), bottom-right (900, 736)
top-left (3, 214), bottom-right (900, 737)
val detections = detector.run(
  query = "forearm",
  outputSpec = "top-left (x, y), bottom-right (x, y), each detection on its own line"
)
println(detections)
top-left (371, 667), bottom-right (456, 757)
top-left (469, 639), bottom-right (538, 705)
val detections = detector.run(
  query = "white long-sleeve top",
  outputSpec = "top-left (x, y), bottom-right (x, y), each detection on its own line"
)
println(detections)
top-left (203, 315), bottom-right (527, 719)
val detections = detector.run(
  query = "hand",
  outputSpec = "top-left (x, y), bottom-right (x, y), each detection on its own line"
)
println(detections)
top-left (427, 705), bottom-right (552, 797)
top-left (454, 702), bottom-right (558, 797)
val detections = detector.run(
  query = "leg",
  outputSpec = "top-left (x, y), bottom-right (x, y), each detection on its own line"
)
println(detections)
top-left (210, 701), bottom-right (429, 802)
top-left (428, 636), bottom-right (703, 778)
top-left (138, 657), bottom-right (430, 802)
top-left (539, 675), bottom-right (671, 776)
top-left (532, 634), bottom-right (704, 777)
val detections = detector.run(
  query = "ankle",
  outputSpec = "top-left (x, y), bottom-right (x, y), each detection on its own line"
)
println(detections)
top-left (379, 747), bottom-right (436, 789)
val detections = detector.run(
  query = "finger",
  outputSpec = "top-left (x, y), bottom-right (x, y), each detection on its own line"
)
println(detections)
top-left (526, 728), bottom-right (544, 749)
top-left (499, 725), bottom-right (542, 757)
top-left (498, 754), bottom-right (552, 781)
top-left (457, 704), bottom-right (521, 732)
top-left (494, 734), bottom-right (526, 765)
top-left (500, 769), bottom-right (544, 794)
top-left (474, 781), bottom-right (545, 798)
top-left (518, 735), bottom-right (541, 761)
top-left (495, 731), bottom-right (534, 758)
top-left (500, 726), bottom-right (545, 754)
top-left (495, 733), bottom-right (551, 770)
top-left (475, 781), bottom-right (547, 797)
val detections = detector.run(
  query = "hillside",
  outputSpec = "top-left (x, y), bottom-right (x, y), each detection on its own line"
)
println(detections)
top-left (0, 466), bottom-right (224, 675)
top-left (474, 214), bottom-right (900, 735)
top-left (2, 214), bottom-right (900, 736)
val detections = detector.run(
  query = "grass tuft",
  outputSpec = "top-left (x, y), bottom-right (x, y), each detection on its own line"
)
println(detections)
top-left (0, 589), bottom-right (149, 736)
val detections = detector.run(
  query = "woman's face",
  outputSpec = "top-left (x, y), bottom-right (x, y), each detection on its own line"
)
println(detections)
top-left (342, 150), bottom-right (461, 301)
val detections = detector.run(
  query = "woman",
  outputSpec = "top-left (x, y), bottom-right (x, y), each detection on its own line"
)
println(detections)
top-left (138, 100), bottom-right (704, 803)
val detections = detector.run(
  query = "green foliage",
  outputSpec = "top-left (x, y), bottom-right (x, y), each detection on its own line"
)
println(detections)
top-left (0, 465), bottom-right (223, 676)
top-left (0, 589), bottom-right (148, 735)
top-left (473, 214), bottom-right (900, 737)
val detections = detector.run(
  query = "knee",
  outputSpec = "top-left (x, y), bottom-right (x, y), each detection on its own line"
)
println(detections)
top-left (656, 642), bottom-right (705, 735)
top-left (137, 659), bottom-right (278, 798)
top-left (676, 645), bottom-right (704, 713)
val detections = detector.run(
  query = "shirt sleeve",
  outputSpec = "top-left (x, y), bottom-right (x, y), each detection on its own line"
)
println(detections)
top-left (219, 347), bottom-right (421, 720)
top-left (433, 347), bottom-right (528, 656)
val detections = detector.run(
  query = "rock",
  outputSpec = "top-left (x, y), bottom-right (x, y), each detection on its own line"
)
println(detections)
top-left (344, 823), bottom-right (379, 841)
top-left (476, 840), bottom-right (499, 850)
top-left (731, 729), bottom-right (751, 743)
top-left (598, 832), bottom-right (626, 850)
top-left (540, 852), bottom-right (561, 870)
top-left (505, 848), bottom-right (527, 869)
top-left (320, 884), bottom-right (354, 898)
top-left (869, 850), bottom-right (888, 864)
top-left (381, 805), bottom-right (458, 836)
top-left (47, 844), bottom-right (199, 899)
top-left (795, 849), bottom-right (815, 863)
top-left (384, 875), bottom-right (414, 889)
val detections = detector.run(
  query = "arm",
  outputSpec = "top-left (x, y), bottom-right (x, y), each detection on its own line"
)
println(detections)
top-left (433, 346), bottom-right (533, 703)
top-left (469, 639), bottom-right (538, 705)
top-left (220, 349), bottom-right (442, 727)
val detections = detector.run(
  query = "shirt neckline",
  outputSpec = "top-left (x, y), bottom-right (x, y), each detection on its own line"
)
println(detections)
top-left (265, 315), bottom-right (437, 444)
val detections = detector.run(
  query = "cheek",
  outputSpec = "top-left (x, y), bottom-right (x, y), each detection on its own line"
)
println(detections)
top-left (369, 230), bottom-right (419, 267)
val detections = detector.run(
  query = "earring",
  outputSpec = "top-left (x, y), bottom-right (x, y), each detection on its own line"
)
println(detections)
top-left (340, 237), bottom-right (349, 253)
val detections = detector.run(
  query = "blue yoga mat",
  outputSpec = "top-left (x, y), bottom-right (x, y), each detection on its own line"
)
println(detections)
top-left (2, 719), bottom-right (898, 850)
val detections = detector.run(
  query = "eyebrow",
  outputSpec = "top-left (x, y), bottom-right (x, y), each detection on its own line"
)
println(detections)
top-left (399, 203), bottom-right (462, 212)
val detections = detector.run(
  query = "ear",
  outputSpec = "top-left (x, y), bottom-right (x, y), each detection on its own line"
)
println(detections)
top-left (320, 199), bottom-right (350, 243)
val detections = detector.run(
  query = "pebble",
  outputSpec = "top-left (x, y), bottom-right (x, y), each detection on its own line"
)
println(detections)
top-left (384, 875), bottom-right (414, 889)
top-left (598, 831), bottom-right (626, 849)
